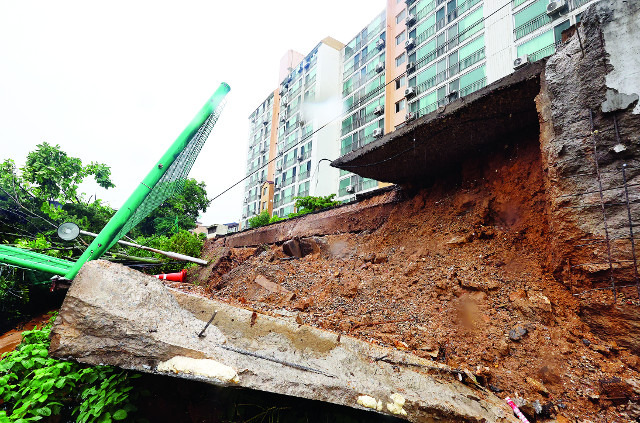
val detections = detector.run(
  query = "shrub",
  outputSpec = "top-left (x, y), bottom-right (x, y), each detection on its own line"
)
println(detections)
top-left (0, 315), bottom-right (139, 422)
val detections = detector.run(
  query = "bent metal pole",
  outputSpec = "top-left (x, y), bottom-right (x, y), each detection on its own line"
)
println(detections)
top-left (63, 83), bottom-right (230, 280)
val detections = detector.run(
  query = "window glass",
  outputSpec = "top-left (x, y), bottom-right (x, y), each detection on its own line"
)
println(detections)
top-left (459, 6), bottom-right (483, 42)
top-left (416, 63), bottom-right (436, 86)
top-left (417, 38), bottom-right (436, 62)
top-left (514, 0), bottom-right (547, 28)
top-left (396, 9), bottom-right (407, 24)
top-left (554, 20), bottom-right (571, 43)
top-left (459, 65), bottom-right (486, 89)
top-left (395, 75), bottom-right (407, 89)
top-left (436, 7), bottom-right (445, 22)
top-left (516, 30), bottom-right (554, 56)
top-left (416, 13), bottom-right (436, 36)
top-left (396, 53), bottom-right (407, 66)
top-left (459, 34), bottom-right (484, 59)
top-left (418, 91), bottom-right (437, 110)
top-left (396, 31), bottom-right (406, 45)
top-left (395, 99), bottom-right (406, 113)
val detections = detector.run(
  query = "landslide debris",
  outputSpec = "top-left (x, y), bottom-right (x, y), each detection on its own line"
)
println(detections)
top-left (170, 141), bottom-right (640, 422)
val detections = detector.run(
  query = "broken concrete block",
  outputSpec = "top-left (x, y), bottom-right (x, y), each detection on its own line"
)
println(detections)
top-left (282, 239), bottom-right (302, 258)
top-left (253, 275), bottom-right (294, 301)
top-left (50, 261), bottom-right (519, 423)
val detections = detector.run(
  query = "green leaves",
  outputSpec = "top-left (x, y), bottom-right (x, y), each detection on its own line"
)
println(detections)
top-left (0, 319), bottom-right (138, 422)
top-left (20, 142), bottom-right (115, 204)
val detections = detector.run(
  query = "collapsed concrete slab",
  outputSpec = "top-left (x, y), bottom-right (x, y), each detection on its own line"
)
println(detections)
top-left (331, 62), bottom-right (545, 184)
top-left (50, 261), bottom-right (517, 422)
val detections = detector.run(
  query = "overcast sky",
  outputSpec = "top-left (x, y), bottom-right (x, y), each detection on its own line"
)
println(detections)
top-left (0, 0), bottom-right (385, 225)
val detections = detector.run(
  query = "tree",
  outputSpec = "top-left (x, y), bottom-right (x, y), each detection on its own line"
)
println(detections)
top-left (21, 142), bottom-right (115, 204)
top-left (248, 210), bottom-right (270, 228)
top-left (134, 178), bottom-right (211, 237)
top-left (290, 194), bottom-right (340, 217)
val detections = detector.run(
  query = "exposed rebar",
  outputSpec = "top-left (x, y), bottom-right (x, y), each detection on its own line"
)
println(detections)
top-left (590, 109), bottom-right (616, 302)
top-left (621, 164), bottom-right (640, 299)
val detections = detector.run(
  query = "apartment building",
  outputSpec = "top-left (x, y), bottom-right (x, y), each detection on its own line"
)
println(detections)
top-left (242, 40), bottom-right (344, 227)
top-left (243, 90), bottom-right (279, 228)
top-left (402, 0), bottom-right (598, 121)
top-left (242, 0), bottom-right (598, 226)
top-left (337, 11), bottom-right (388, 201)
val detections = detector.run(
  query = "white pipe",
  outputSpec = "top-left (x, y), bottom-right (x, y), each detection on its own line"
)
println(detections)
top-left (79, 230), bottom-right (208, 266)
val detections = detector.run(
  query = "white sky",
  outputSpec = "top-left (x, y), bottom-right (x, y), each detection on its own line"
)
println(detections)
top-left (0, 0), bottom-right (385, 225)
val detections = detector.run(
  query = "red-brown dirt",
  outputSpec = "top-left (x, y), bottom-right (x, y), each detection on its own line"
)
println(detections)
top-left (172, 139), bottom-right (640, 422)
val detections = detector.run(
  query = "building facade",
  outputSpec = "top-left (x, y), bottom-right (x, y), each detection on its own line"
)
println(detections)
top-left (242, 0), bottom-right (599, 226)
top-left (403, 0), bottom-right (598, 121)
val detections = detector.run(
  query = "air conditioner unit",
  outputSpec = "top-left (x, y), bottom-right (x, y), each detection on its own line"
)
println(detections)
top-left (373, 128), bottom-right (384, 138)
top-left (405, 112), bottom-right (416, 121)
top-left (243, 197), bottom-right (248, 204)
top-left (448, 90), bottom-right (458, 99)
top-left (405, 14), bottom-right (416, 26)
top-left (260, 146), bottom-right (267, 153)
top-left (298, 120), bottom-right (305, 127)
top-left (405, 38), bottom-right (415, 50)
top-left (280, 96), bottom-right (288, 106)
top-left (406, 61), bottom-right (417, 73)
top-left (405, 86), bottom-right (416, 98)
top-left (373, 105), bottom-right (384, 115)
top-left (546, 0), bottom-right (567, 15)
top-left (513, 55), bottom-right (530, 69)
top-left (376, 38), bottom-right (385, 50)
top-left (263, 118), bottom-right (269, 125)
top-left (276, 164), bottom-right (282, 171)
top-left (280, 114), bottom-right (287, 122)
top-left (346, 185), bottom-right (355, 193)
top-left (375, 62), bottom-right (385, 73)
top-left (297, 156), bottom-right (304, 161)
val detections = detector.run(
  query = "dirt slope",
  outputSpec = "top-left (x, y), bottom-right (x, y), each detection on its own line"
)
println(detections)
top-left (173, 139), bottom-right (640, 422)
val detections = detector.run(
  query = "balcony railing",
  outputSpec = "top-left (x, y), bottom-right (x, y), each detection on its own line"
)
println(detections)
top-left (514, 13), bottom-right (551, 40)
top-left (341, 109), bottom-right (381, 136)
top-left (344, 20), bottom-right (386, 60)
top-left (298, 150), bottom-right (311, 161)
top-left (415, 0), bottom-right (436, 21)
top-left (459, 47), bottom-right (485, 71)
top-left (282, 175), bottom-right (296, 187)
top-left (528, 42), bottom-right (558, 62)
top-left (414, 47), bottom-right (484, 96)
top-left (298, 170), bottom-right (310, 180)
top-left (459, 77), bottom-right (486, 96)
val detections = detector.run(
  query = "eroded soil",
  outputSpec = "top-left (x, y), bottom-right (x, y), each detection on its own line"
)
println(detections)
top-left (173, 141), bottom-right (640, 422)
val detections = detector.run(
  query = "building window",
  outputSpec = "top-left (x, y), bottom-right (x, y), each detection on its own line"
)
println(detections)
top-left (395, 53), bottom-right (406, 67)
top-left (396, 9), bottom-right (406, 24)
top-left (395, 75), bottom-right (407, 89)
top-left (395, 99), bottom-right (406, 113)
top-left (396, 31), bottom-right (406, 46)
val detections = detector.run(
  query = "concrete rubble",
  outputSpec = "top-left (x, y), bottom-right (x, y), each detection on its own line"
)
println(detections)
top-left (50, 260), bottom-right (518, 422)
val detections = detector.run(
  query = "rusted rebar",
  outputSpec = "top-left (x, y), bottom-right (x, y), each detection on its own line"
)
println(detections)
top-left (590, 109), bottom-right (616, 302)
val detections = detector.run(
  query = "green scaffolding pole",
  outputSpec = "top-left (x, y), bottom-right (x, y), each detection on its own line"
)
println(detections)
top-left (63, 83), bottom-right (230, 281)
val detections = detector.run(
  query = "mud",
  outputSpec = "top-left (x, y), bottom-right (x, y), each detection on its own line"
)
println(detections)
top-left (168, 135), bottom-right (640, 422)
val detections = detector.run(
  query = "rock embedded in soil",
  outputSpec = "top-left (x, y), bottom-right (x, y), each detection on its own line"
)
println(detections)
top-left (508, 325), bottom-right (528, 342)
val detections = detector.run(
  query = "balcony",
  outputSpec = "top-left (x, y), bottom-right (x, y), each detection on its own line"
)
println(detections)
top-left (415, 0), bottom-right (436, 21)
top-left (298, 150), bottom-right (311, 161)
top-left (341, 110), bottom-right (382, 136)
top-left (297, 189), bottom-right (309, 197)
top-left (298, 170), bottom-right (311, 180)
top-left (282, 175), bottom-right (296, 187)
top-left (514, 13), bottom-right (551, 40)
top-left (459, 77), bottom-right (486, 96)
